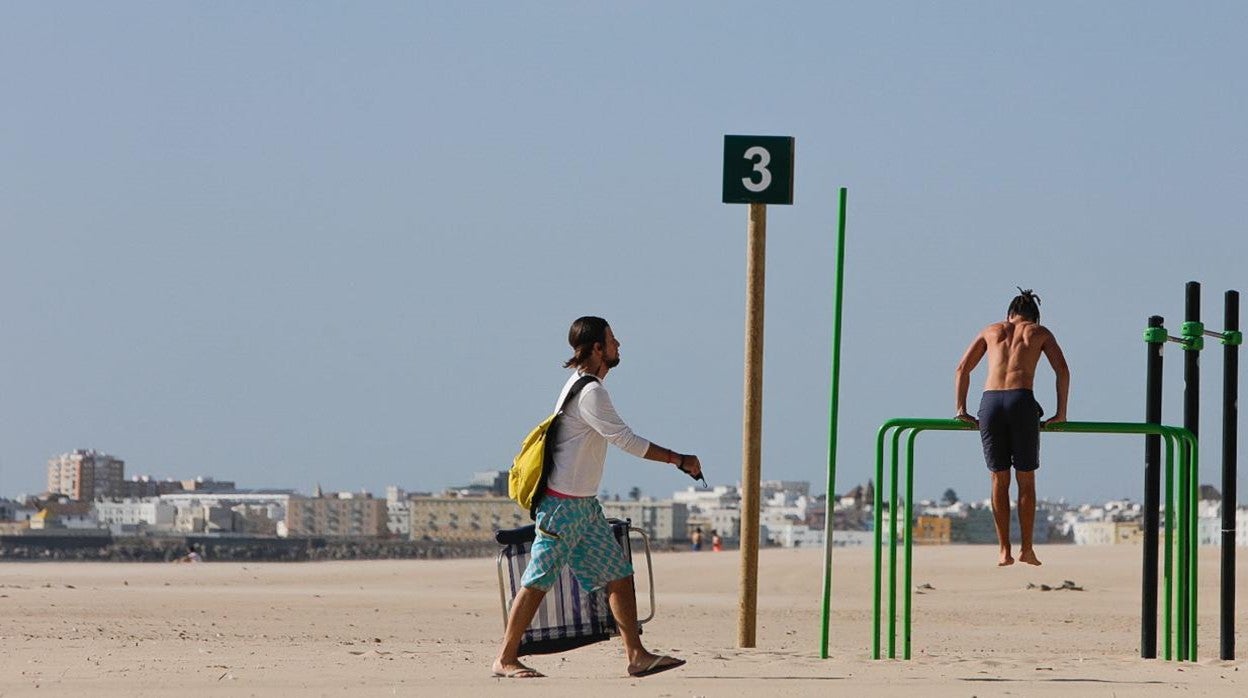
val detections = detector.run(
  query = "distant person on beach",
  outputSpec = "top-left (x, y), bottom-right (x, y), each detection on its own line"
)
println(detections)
top-left (492, 316), bottom-right (702, 680)
top-left (954, 288), bottom-right (1070, 567)
top-left (691, 527), bottom-right (703, 552)
top-left (178, 544), bottom-right (202, 563)
top-left (711, 531), bottom-right (722, 552)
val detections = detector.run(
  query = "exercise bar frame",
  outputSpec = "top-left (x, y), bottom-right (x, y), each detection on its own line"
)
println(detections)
top-left (814, 419), bottom-right (1199, 662)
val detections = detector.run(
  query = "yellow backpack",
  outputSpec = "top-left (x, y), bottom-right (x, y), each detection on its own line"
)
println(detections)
top-left (509, 375), bottom-right (598, 519)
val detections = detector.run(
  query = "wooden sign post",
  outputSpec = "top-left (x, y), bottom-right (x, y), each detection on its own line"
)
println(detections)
top-left (722, 135), bottom-right (794, 648)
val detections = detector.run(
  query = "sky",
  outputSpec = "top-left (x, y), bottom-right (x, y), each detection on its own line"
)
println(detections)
top-left (2, 3), bottom-right (1246, 506)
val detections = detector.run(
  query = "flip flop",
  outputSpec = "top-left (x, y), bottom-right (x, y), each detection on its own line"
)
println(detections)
top-left (628, 655), bottom-right (686, 678)
top-left (491, 667), bottom-right (544, 678)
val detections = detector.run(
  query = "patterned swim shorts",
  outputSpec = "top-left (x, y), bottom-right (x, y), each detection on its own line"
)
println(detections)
top-left (520, 495), bottom-right (634, 593)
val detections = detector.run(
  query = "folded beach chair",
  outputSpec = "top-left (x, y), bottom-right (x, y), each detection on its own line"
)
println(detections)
top-left (495, 518), bottom-right (654, 656)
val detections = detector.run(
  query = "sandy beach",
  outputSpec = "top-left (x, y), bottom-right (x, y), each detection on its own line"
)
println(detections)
top-left (1, 545), bottom-right (1244, 697)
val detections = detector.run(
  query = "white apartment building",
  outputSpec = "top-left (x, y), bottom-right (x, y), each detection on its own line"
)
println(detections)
top-left (600, 500), bottom-right (689, 542)
top-left (160, 492), bottom-right (289, 520)
top-left (386, 486), bottom-right (412, 537)
top-left (673, 484), bottom-right (740, 509)
top-left (159, 491), bottom-right (290, 534)
top-left (773, 523), bottom-right (825, 548)
top-left (1073, 520), bottom-right (1116, 545)
top-left (93, 498), bottom-right (177, 532)
top-left (1197, 501), bottom-right (1248, 547)
top-left (674, 485), bottom-right (741, 540)
top-left (174, 503), bottom-right (235, 533)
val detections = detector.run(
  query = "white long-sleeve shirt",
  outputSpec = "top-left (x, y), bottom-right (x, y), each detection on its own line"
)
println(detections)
top-left (546, 371), bottom-right (651, 497)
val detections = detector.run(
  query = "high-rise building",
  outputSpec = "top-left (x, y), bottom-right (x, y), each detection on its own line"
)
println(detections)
top-left (46, 450), bottom-right (125, 501)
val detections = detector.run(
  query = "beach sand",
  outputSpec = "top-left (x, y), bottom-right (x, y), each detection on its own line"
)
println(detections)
top-left (1, 545), bottom-right (1244, 696)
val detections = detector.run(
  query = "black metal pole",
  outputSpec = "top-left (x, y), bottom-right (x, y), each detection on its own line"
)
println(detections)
top-left (1142, 315), bottom-right (1165, 658)
top-left (1181, 281), bottom-right (1200, 660)
top-left (1221, 290), bottom-right (1238, 660)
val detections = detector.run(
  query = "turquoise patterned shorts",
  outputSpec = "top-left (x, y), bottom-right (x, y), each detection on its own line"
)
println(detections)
top-left (520, 496), bottom-right (634, 593)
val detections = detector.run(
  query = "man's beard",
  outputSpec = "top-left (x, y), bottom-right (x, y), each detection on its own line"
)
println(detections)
top-left (605, 356), bottom-right (620, 368)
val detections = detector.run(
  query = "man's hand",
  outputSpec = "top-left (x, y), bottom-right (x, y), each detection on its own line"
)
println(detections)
top-left (955, 411), bottom-right (979, 428)
top-left (1041, 413), bottom-right (1067, 428)
top-left (679, 454), bottom-right (703, 480)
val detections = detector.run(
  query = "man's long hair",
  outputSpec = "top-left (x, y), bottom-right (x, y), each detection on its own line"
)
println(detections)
top-left (564, 316), bottom-right (609, 369)
top-left (1008, 287), bottom-right (1041, 322)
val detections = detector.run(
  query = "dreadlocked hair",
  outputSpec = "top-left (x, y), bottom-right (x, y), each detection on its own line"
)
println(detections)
top-left (1007, 287), bottom-right (1041, 321)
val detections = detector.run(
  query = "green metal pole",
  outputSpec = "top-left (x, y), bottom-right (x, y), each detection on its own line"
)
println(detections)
top-left (818, 188), bottom-right (848, 659)
top-left (1189, 438), bottom-right (1199, 660)
top-left (1179, 438), bottom-right (1189, 660)
top-left (904, 428), bottom-right (919, 660)
top-left (871, 424), bottom-right (889, 659)
top-left (1164, 434), bottom-right (1174, 661)
top-left (888, 427), bottom-right (905, 658)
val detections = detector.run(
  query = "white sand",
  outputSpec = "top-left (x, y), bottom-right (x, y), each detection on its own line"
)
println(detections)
top-left (1, 545), bottom-right (1244, 696)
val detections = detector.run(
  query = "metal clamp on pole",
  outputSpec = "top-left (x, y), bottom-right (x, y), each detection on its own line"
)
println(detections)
top-left (1177, 321), bottom-right (1205, 351)
top-left (1144, 326), bottom-right (1169, 344)
top-left (1205, 329), bottom-right (1243, 346)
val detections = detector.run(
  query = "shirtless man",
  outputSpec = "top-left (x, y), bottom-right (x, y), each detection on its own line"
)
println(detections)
top-left (955, 289), bottom-right (1070, 567)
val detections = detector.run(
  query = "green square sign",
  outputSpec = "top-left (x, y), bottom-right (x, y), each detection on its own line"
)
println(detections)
top-left (722, 135), bottom-right (795, 205)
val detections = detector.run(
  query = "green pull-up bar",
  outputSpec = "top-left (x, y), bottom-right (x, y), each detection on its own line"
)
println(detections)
top-left (817, 419), bottom-right (1199, 662)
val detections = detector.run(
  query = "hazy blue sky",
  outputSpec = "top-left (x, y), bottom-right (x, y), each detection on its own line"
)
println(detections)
top-left (2, 3), bottom-right (1245, 505)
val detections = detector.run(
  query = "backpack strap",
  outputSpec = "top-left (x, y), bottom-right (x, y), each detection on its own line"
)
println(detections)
top-left (559, 374), bottom-right (600, 413)
top-left (529, 374), bottom-right (600, 519)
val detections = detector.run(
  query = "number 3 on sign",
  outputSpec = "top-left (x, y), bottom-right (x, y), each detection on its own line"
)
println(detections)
top-left (722, 135), bottom-right (793, 205)
top-left (741, 146), bottom-right (772, 192)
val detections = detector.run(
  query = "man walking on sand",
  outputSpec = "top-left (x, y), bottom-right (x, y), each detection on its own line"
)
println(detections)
top-left (954, 289), bottom-right (1070, 567)
top-left (492, 316), bottom-right (703, 679)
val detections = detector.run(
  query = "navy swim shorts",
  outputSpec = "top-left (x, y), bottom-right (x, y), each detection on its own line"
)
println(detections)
top-left (977, 389), bottom-right (1043, 472)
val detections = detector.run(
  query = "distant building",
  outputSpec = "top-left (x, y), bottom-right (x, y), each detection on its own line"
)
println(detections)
top-left (159, 490), bottom-right (291, 533)
top-left (761, 480), bottom-right (810, 499)
top-left (1197, 501), bottom-right (1248, 547)
top-left (410, 495), bottom-right (526, 543)
top-left (29, 500), bottom-right (100, 530)
top-left (1073, 521), bottom-right (1118, 545)
top-left (386, 486), bottom-right (412, 537)
top-left (284, 493), bottom-right (388, 538)
top-left (0, 498), bottom-right (25, 522)
top-left (600, 500), bottom-right (689, 543)
top-left (469, 471), bottom-right (508, 497)
top-left (47, 449), bottom-right (125, 501)
top-left (179, 477), bottom-right (238, 492)
top-left (231, 503), bottom-right (280, 535)
top-left (913, 516), bottom-right (952, 544)
top-left (93, 498), bottom-right (177, 533)
top-left (772, 523), bottom-right (824, 548)
top-left (947, 502), bottom-right (1052, 544)
top-left (673, 485), bottom-right (741, 542)
top-left (118, 477), bottom-right (188, 499)
top-left (118, 476), bottom-right (237, 498)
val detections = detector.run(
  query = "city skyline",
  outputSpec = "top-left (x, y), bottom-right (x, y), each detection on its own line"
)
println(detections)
top-left (18, 448), bottom-right (1231, 514)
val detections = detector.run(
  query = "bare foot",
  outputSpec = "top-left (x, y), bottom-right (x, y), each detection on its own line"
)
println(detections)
top-left (491, 659), bottom-right (544, 678)
top-left (998, 550), bottom-right (1015, 567)
top-left (1019, 549), bottom-right (1042, 566)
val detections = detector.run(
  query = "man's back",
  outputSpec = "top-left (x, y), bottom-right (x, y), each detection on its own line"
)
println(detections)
top-left (980, 320), bottom-right (1053, 391)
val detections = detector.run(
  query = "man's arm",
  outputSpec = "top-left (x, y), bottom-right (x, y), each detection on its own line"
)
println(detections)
top-left (1041, 331), bottom-right (1070, 425)
top-left (642, 444), bottom-right (703, 480)
top-left (579, 386), bottom-right (703, 479)
top-left (954, 332), bottom-right (986, 424)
